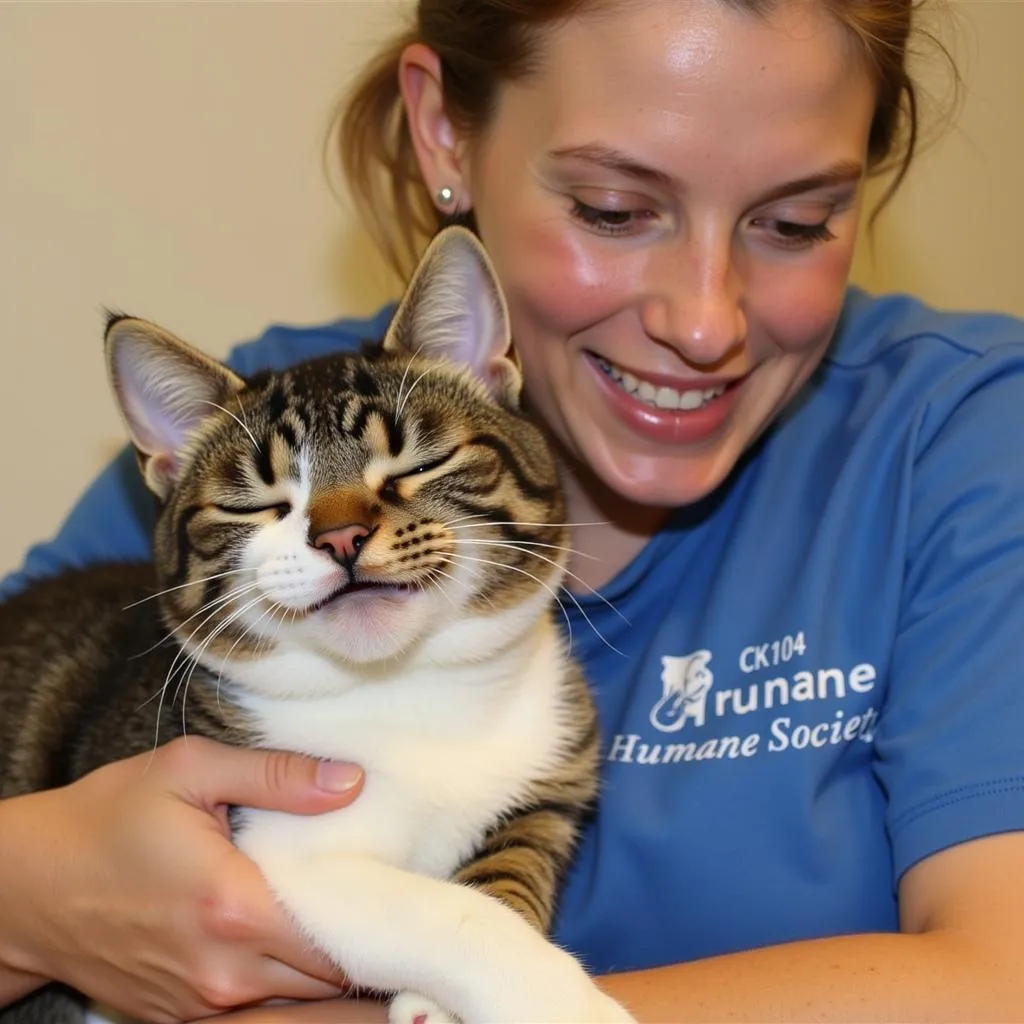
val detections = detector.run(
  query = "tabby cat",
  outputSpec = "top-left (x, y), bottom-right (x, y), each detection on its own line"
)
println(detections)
top-left (0, 227), bottom-right (634, 1024)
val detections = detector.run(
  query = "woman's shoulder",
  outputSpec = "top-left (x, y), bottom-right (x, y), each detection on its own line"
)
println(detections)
top-left (224, 302), bottom-right (398, 376)
top-left (811, 287), bottom-right (1024, 448)
top-left (830, 286), bottom-right (1024, 368)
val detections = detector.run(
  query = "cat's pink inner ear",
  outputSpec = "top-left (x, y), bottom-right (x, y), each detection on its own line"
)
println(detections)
top-left (384, 227), bottom-right (520, 401)
top-left (144, 453), bottom-right (179, 498)
top-left (483, 356), bottom-right (523, 407)
top-left (106, 319), bottom-right (245, 498)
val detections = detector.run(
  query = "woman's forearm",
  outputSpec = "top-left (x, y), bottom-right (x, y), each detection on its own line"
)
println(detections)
top-left (599, 929), bottom-right (1018, 1022)
top-left (0, 795), bottom-right (52, 1008)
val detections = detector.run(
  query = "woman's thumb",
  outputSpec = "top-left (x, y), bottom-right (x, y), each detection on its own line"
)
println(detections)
top-left (162, 736), bottom-right (364, 814)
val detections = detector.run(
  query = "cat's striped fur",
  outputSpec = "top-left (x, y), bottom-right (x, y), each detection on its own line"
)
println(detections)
top-left (0, 228), bottom-right (633, 1024)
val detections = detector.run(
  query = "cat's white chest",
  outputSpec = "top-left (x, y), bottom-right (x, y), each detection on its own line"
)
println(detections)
top-left (229, 633), bottom-right (569, 881)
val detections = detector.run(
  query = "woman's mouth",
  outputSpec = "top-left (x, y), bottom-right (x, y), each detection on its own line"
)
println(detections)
top-left (594, 355), bottom-right (728, 411)
top-left (587, 352), bottom-right (745, 445)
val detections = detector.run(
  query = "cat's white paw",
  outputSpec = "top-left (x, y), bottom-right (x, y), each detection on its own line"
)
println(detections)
top-left (389, 990), bottom-right (460, 1024)
top-left (517, 963), bottom-right (637, 1023)
top-left (585, 987), bottom-right (637, 1023)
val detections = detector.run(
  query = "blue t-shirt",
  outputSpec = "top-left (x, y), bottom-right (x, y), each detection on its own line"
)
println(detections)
top-left (5, 289), bottom-right (1024, 974)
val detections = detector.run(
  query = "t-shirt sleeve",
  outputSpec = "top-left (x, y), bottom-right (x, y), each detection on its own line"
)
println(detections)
top-left (0, 308), bottom-right (393, 603)
top-left (876, 344), bottom-right (1024, 882)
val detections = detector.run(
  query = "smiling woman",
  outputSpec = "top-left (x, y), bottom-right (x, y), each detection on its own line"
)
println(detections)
top-left (4, 0), bottom-right (1024, 1022)
top-left (402, 1), bottom-right (878, 511)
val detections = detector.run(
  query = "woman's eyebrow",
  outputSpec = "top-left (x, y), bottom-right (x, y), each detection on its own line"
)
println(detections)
top-left (547, 143), bottom-right (679, 190)
top-left (547, 144), bottom-right (863, 201)
top-left (755, 160), bottom-right (864, 203)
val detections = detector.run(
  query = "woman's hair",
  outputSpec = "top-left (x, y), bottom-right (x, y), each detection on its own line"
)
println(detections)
top-left (335, 0), bottom-right (950, 281)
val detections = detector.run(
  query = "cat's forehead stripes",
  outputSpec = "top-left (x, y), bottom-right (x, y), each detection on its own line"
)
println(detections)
top-left (252, 430), bottom-right (299, 488)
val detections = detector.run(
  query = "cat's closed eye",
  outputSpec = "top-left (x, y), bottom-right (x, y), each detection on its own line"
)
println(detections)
top-left (399, 450), bottom-right (458, 478)
top-left (212, 501), bottom-right (292, 519)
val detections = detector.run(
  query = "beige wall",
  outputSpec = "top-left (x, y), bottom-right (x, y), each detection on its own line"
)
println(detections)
top-left (1, 1), bottom-right (1021, 578)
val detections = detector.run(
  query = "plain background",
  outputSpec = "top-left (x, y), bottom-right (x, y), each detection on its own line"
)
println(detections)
top-left (0, 0), bottom-right (1021, 577)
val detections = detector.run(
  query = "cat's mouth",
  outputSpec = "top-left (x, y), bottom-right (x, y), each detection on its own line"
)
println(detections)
top-left (308, 579), bottom-right (414, 614)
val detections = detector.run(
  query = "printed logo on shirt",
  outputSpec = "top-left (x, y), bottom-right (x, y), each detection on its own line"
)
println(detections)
top-left (609, 631), bottom-right (880, 767)
top-left (650, 650), bottom-right (714, 732)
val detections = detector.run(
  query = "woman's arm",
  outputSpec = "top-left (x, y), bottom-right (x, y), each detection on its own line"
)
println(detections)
top-left (598, 832), bottom-right (1024, 1022)
top-left (209, 833), bottom-right (1024, 1023)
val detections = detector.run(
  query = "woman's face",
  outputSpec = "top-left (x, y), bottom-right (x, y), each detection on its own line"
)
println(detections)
top-left (461, 0), bottom-right (876, 507)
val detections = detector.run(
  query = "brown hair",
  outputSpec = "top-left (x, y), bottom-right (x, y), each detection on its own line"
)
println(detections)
top-left (335, 0), bottom-right (946, 281)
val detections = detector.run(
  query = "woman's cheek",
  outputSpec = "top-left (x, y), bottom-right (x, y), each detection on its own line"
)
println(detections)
top-left (754, 246), bottom-right (853, 356)
top-left (493, 222), bottom-right (634, 336)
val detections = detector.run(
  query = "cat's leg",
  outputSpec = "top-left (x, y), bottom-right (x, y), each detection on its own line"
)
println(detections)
top-left (388, 797), bottom-right (599, 1024)
top-left (255, 852), bottom-right (634, 1024)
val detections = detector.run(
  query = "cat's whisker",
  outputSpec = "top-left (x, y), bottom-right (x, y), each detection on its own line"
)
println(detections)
top-left (553, 594), bottom-right (575, 655)
top-left (235, 394), bottom-right (256, 451)
top-left (450, 539), bottom-right (629, 625)
top-left (174, 591), bottom-right (267, 726)
top-left (444, 550), bottom-right (575, 625)
top-left (217, 600), bottom-right (283, 710)
top-left (394, 343), bottom-right (428, 421)
top-left (123, 566), bottom-right (250, 610)
top-left (181, 594), bottom-right (267, 734)
top-left (394, 362), bottom-right (437, 420)
top-left (431, 552), bottom-right (485, 586)
top-left (446, 519), bottom-right (613, 530)
top-left (198, 399), bottom-right (260, 453)
top-left (149, 581), bottom-right (259, 760)
top-left (444, 550), bottom-right (572, 637)
top-left (161, 578), bottom-right (263, 643)
top-left (159, 581), bottom-right (263, 692)
top-left (430, 556), bottom-right (497, 614)
top-left (446, 550), bottom-right (625, 657)
top-left (131, 577), bottom-right (260, 661)
top-left (439, 511), bottom-right (492, 529)
top-left (156, 583), bottom-right (264, 736)
top-left (414, 564), bottom-right (461, 611)
top-left (262, 600), bottom-right (290, 657)
top-left (450, 536), bottom-right (601, 563)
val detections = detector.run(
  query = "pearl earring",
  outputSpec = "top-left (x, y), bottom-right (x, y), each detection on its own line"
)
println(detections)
top-left (436, 186), bottom-right (456, 207)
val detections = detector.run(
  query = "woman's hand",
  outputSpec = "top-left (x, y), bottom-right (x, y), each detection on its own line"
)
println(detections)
top-left (0, 736), bottom-right (363, 1022)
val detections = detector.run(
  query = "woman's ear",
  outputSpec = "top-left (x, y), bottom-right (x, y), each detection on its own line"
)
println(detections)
top-left (398, 43), bottom-right (473, 214)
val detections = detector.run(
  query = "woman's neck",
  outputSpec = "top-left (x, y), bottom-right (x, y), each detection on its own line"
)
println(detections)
top-left (556, 449), bottom-right (672, 594)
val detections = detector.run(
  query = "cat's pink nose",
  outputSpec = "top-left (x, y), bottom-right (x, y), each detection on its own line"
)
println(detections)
top-left (313, 524), bottom-right (371, 564)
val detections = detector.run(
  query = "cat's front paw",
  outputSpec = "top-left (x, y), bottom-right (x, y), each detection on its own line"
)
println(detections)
top-left (524, 964), bottom-right (637, 1023)
top-left (389, 990), bottom-right (459, 1024)
top-left (584, 987), bottom-right (636, 1023)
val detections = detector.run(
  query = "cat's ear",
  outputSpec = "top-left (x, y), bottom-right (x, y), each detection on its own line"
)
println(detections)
top-left (382, 226), bottom-right (521, 406)
top-left (104, 314), bottom-right (245, 501)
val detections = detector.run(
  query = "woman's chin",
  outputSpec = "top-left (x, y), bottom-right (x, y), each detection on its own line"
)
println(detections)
top-left (572, 435), bottom-right (741, 512)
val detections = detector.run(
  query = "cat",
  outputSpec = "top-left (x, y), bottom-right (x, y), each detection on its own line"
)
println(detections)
top-left (0, 226), bottom-right (634, 1024)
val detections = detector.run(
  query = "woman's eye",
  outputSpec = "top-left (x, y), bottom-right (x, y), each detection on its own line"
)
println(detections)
top-left (753, 217), bottom-right (837, 250)
top-left (213, 502), bottom-right (291, 519)
top-left (570, 199), bottom-right (650, 237)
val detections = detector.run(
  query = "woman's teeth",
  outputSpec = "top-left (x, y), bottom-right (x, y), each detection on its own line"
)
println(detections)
top-left (596, 356), bottom-right (727, 411)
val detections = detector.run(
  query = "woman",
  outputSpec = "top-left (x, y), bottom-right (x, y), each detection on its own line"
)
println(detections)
top-left (4, 0), bottom-right (1024, 1020)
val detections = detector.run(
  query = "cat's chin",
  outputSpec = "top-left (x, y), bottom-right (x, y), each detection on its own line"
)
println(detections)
top-left (308, 584), bottom-right (434, 664)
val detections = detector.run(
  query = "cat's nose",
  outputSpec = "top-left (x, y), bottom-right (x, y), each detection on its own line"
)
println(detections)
top-left (313, 524), bottom-right (372, 565)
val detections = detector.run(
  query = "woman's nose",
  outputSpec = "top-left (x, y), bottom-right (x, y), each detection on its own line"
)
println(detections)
top-left (638, 240), bottom-right (747, 367)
